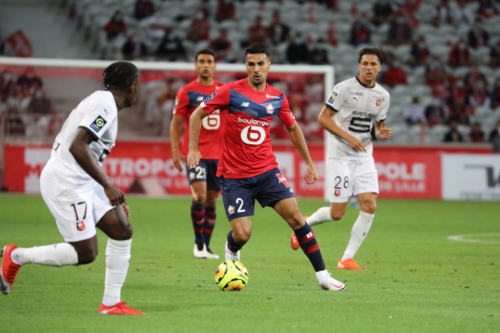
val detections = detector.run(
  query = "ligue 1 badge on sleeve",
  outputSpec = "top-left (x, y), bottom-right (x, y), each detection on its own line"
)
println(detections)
top-left (90, 115), bottom-right (107, 133)
top-left (328, 92), bottom-right (337, 104)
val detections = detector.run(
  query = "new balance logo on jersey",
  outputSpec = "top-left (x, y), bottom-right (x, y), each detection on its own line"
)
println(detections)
top-left (241, 102), bottom-right (250, 107)
top-left (276, 172), bottom-right (289, 187)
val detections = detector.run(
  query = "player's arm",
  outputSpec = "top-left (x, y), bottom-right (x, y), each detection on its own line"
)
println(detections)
top-left (186, 106), bottom-right (208, 168)
top-left (285, 122), bottom-right (319, 184)
top-left (69, 128), bottom-right (124, 206)
top-left (374, 120), bottom-right (392, 140)
top-left (170, 115), bottom-right (185, 172)
top-left (318, 105), bottom-right (366, 153)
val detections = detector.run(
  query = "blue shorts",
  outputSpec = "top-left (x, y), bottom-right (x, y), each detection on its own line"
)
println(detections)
top-left (185, 159), bottom-right (221, 191)
top-left (220, 168), bottom-right (295, 221)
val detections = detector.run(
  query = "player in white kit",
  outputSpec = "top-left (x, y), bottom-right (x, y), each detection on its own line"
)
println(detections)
top-left (0, 62), bottom-right (143, 315)
top-left (290, 48), bottom-right (392, 270)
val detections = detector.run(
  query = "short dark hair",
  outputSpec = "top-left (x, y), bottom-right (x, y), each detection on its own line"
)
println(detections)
top-left (195, 48), bottom-right (216, 62)
top-left (358, 47), bottom-right (385, 65)
top-left (245, 43), bottom-right (270, 59)
top-left (103, 61), bottom-right (138, 91)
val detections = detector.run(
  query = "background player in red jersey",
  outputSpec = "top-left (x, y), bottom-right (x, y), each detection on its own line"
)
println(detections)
top-left (187, 44), bottom-right (346, 291)
top-left (170, 49), bottom-right (226, 259)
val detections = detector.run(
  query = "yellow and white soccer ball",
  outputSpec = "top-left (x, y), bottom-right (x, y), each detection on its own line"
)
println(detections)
top-left (214, 260), bottom-right (249, 291)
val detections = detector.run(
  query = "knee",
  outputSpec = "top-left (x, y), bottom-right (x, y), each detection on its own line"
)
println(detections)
top-left (114, 224), bottom-right (133, 241)
top-left (360, 200), bottom-right (377, 214)
top-left (330, 211), bottom-right (345, 221)
top-left (193, 191), bottom-right (206, 203)
top-left (233, 227), bottom-right (251, 244)
top-left (77, 248), bottom-right (98, 265)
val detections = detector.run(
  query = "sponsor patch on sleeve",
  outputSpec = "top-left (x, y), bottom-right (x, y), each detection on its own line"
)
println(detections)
top-left (89, 115), bottom-right (107, 133)
top-left (327, 92), bottom-right (337, 104)
top-left (204, 91), bottom-right (217, 104)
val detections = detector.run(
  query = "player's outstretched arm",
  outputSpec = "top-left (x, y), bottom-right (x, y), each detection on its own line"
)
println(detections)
top-left (285, 122), bottom-right (319, 184)
top-left (375, 121), bottom-right (392, 140)
top-left (69, 128), bottom-right (125, 206)
top-left (318, 105), bottom-right (366, 153)
top-left (187, 106), bottom-right (207, 168)
top-left (170, 115), bottom-right (185, 172)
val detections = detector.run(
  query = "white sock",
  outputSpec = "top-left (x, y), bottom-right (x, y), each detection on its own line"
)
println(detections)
top-left (341, 211), bottom-right (374, 261)
top-left (315, 269), bottom-right (329, 281)
top-left (11, 243), bottom-right (78, 266)
top-left (103, 238), bottom-right (132, 307)
top-left (306, 207), bottom-right (334, 227)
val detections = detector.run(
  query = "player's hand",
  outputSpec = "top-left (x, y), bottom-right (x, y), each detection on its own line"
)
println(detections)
top-left (104, 182), bottom-right (125, 206)
top-left (377, 123), bottom-right (392, 140)
top-left (187, 150), bottom-right (202, 169)
top-left (346, 136), bottom-right (367, 153)
top-left (172, 149), bottom-right (184, 172)
top-left (122, 202), bottom-right (130, 219)
top-left (304, 164), bottom-right (319, 185)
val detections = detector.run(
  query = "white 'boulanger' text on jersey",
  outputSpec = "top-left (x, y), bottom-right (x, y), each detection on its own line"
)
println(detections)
top-left (48, 90), bottom-right (118, 182)
top-left (325, 77), bottom-right (390, 160)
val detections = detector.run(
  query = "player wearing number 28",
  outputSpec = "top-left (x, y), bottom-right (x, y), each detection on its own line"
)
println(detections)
top-left (291, 47), bottom-right (392, 271)
top-left (0, 62), bottom-right (143, 315)
top-left (188, 44), bottom-right (345, 291)
top-left (171, 49), bottom-right (226, 260)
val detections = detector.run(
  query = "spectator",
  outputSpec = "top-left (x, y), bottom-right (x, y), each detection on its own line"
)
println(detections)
top-left (27, 86), bottom-right (52, 115)
top-left (208, 29), bottom-right (232, 62)
top-left (155, 27), bottom-right (186, 61)
top-left (387, 14), bottom-right (413, 46)
top-left (467, 81), bottom-right (491, 108)
top-left (425, 98), bottom-right (446, 126)
top-left (370, 0), bottom-right (393, 26)
top-left (187, 9), bottom-right (210, 42)
top-left (404, 97), bottom-right (426, 125)
top-left (121, 32), bottom-right (148, 60)
top-left (446, 80), bottom-right (468, 107)
top-left (448, 39), bottom-right (473, 68)
top-left (248, 16), bottom-right (268, 45)
top-left (469, 121), bottom-right (485, 142)
top-left (488, 120), bottom-right (500, 153)
top-left (464, 66), bottom-right (488, 88)
top-left (490, 77), bottom-right (500, 108)
top-left (134, 0), bottom-right (155, 20)
top-left (477, 0), bottom-right (499, 20)
top-left (309, 38), bottom-right (330, 65)
top-left (143, 8), bottom-right (171, 40)
top-left (425, 55), bottom-right (448, 87)
top-left (104, 10), bottom-right (127, 41)
top-left (381, 60), bottom-right (407, 87)
top-left (349, 14), bottom-right (371, 47)
top-left (467, 19), bottom-right (489, 49)
top-left (453, 0), bottom-right (475, 28)
top-left (447, 96), bottom-right (473, 125)
top-left (488, 41), bottom-right (500, 68)
top-left (215, 0), bottom-right (236, 22)
top-left (431, 0), bottom-right (453, 28)
top-left (16, 67), bottom-right (43, 95)
top-left (198, 0), bottom-right (212, 19)
top-left (268, 11), bottom-right (290, 46)
top-left (286, 32), bottom-right (309, 64)
top-left (408, 36), bottom-right (430, 67)
top-left (443, 121), bottom-right (464, 142)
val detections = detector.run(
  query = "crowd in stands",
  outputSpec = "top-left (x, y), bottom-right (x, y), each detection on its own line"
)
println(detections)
top-left (3, 0), bottom-right (500, 150)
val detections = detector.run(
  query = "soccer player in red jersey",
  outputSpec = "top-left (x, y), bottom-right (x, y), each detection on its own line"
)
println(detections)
top-left (187, 44), bottom-right (346, 291)
top-left (171, 49), bottom-right (226, 259)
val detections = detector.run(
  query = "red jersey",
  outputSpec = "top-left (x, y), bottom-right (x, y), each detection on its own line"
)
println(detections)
top-left (173, 80), bottom-right (226, 159)
top-left (200, 78), bottom-right (296, 178)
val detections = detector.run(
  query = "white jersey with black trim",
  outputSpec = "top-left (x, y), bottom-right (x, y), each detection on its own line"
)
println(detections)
top-left (47, 90), bottom-right (118, 182)
top-left (325, 77), bottom-right (390, 160)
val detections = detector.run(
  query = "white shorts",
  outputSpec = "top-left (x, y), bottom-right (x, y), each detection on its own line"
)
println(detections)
top-left (40, 161), bottom-right (114, 242)
top-left (327, 158), bottom-right (379, 203)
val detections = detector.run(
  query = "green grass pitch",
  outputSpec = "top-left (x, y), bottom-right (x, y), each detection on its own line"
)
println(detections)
top-left (0, 194), bottom-right (499, 333)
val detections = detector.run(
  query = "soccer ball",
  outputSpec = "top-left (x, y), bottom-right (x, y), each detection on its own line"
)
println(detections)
top-left (214, 260), bottom-right (249, 291)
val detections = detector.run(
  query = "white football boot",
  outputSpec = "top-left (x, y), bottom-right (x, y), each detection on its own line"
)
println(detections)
top-left (193, 243), bottom-right (207, 258)
top-left (316, 270), bottom-right (346, 291)
top-left (205, 246), bottom-right (220, 259)
top-left (224, 241), bottom-right (240, 262)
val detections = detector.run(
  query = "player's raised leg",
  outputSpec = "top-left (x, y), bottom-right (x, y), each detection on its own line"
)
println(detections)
top-left (338, 192), bottom-right (376, 271)
top-left (275, 198), bottom-right (345, 291)
top-left (224, 217), bottom-right (252, 262)
top-left (96, 202), bottom-right (143, 315)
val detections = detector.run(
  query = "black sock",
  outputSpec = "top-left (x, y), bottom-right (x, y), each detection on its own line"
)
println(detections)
top-left (191, 200), bottom-right (205, 246)
top-left (227, 230), bottom-right (242, 252)
top-left (294, 224), bottom-right (326, 272)
top-left (204, 206), bottom-right (216, 247)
